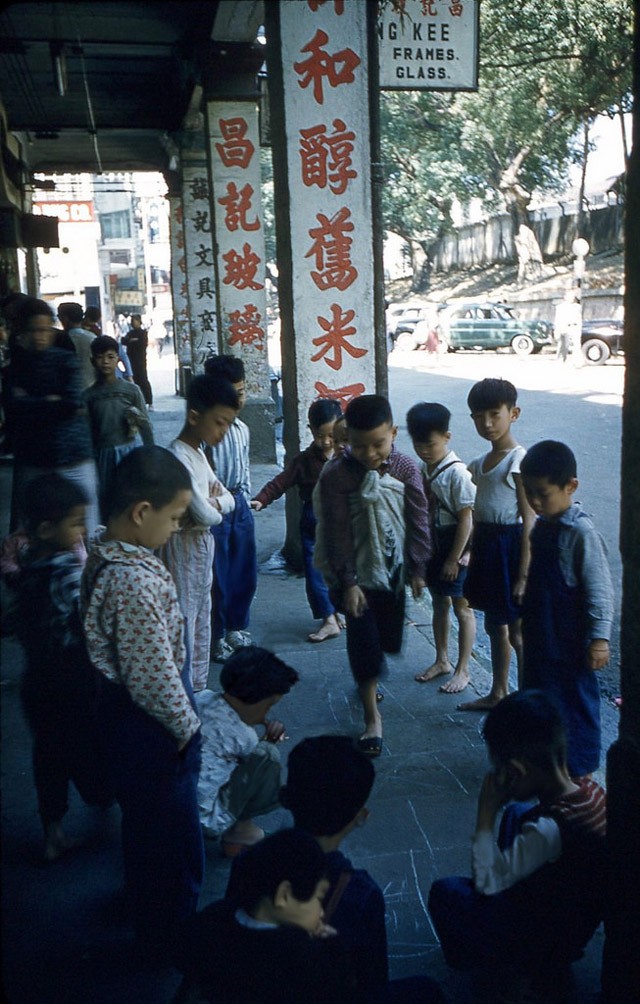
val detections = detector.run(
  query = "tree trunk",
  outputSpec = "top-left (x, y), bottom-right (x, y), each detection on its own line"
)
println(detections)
top-left (408, 239), bottom-right (430, 293)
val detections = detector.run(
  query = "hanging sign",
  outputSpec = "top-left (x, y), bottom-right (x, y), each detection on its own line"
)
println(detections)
top-left (378, 0), bottom-right (479, 91)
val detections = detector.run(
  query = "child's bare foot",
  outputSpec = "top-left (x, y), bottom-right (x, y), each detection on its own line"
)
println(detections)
top-left (439, 668), bottom-right (470, 694)
top-left (221, 820), bottom-right (266, 857)
top-left (308, 615), bottom-right (342, 643)
top-left (44, 823), bottom-right (78, 862)
top-left (457, 691), bottom-right (507, 712)
top-left (415, 659), bottom-right (452, 684)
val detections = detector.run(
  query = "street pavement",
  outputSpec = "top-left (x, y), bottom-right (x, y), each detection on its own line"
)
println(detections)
top-left (1, 352), bottom-right (612, 1003)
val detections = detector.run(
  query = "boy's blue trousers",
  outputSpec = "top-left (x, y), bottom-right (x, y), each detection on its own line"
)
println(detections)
top-left (212, 492), bottom-right (257, 639)
top-left (300, 500), bottom-right (335, 620)
top-left (97, 679), bottom-right (204, 950)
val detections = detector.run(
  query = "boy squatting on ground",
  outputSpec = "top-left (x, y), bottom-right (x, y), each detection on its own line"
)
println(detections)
top-left (520, 440), bottom-right (614, 779)
top-left (84, 335), bottom-right (153, 522)
top-left (82, 446), bottom-right (203, 956)
top-left (157, 375), bottom-right (236, 692)
top-left (428, 691), bottom-right (607, 1001)
top-left (315, 394), bottom-right (432, 757)
top-left (407, 402), bottom-right (476, 695)
top-left (204, 355), bottom-right (258, 661)
top-left (195, 646), bottom-right (299, 856)
top-left (252, 398), bottom-right (345, 643)
top-left (8, 474), bottom-right (112, 862)
top-left (458, 378), bottom-right (535, 712)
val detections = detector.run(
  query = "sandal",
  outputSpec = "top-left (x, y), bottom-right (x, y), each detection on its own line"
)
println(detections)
top-left (357, 736), bottom-right (383, 758)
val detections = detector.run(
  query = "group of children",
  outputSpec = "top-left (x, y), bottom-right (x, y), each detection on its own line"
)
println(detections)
top-left (2, 366), bottom-right (615, 997)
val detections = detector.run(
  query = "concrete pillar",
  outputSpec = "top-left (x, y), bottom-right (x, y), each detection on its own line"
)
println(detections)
top-left (264, 0), bottom-right (385, 562)
top-left (205, 98), bottom-right (275, 461)
top-left (180, 148), bottom-right (218, 375)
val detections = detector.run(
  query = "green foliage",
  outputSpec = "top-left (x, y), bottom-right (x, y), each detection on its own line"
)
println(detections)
top-left (380, 0), bottom-right (633, 249)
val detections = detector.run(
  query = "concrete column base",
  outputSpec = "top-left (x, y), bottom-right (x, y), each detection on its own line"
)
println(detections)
top-left (243, 398), bottom-right (276, 463)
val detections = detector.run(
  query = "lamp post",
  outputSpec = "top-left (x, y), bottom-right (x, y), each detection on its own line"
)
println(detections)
top-left (571, 237), bottom-right (590, 367)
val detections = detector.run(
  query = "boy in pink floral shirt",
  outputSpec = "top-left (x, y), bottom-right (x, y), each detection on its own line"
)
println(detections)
top-left (82, 445), bottom-right (203, 958)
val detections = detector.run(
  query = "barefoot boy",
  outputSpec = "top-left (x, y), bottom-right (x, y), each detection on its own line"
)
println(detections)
top-left (315, 395), bottom-right (431, 756)
top-left (407, 402), bottom-right (476, 695)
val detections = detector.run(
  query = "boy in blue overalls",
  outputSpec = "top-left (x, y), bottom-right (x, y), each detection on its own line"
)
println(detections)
top-left (520, 439), bottom-right (614, 779)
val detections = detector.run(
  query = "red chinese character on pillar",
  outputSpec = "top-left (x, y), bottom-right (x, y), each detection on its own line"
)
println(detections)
top-left (294, 29), bottom-right (361, 105)
top-left (449, 1), bottom-right (464, 14)
top-left (311, 303), bottom-right (367, 371)
top-left (222, 243), bottom-right (264, 290)
top-left (308, 0), bottom-right (345, 13)
top-left (299, 119), bottom-right (357, 195)
top-left (421, 0), bottom-right (437, 14)
top-left (215, 118), bottom-right (255, 169)
top-left (306, 207), bottom-right (357, 291)
top-left (175, 205), bottom-right (183, 225)
top-left (177, 255), bottom-right (186, 275)
top-left (217, 182), bottom-right (260, 232)
top-left (176, 230), bottom-right (184, 250)
top-left (228, 304), bottom-right (265, 349)
top-left (314, 380), bottom-right (366, 409)
top-left (180, 281), bottom-right (187, 298)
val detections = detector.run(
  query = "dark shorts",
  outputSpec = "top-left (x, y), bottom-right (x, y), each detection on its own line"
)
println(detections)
top-left (464, 522), bottom-right (523, 626)
top-left (427, 526), bottom-right (468, 599)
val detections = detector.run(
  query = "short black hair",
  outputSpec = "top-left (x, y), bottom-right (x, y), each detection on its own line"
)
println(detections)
top-left (106, 445), bottom-right (192, 519)
top-left (308, 399), bottom-right (342, 430)
top-left (280, 735), bottom-right (375, 836)
top-left (58, 301), bottom-right (84, 326)
top-left (467, 378), bottom-right (518, 412)
top-left (482, 690), bottom-right (567, 772)
top-left (220, 646), bottom-right (300, 704)
top-left (186, 374), bottom-right (239, 414)
top-left (346, 394), bottom-right (393, 431)
top-left (406, 402), bottom-right (451, 440)
top-left (521, 440), bottom-right (577, 487)
top-left (83, 306), bottom-right (101, 323)
top-left (14, 297), bottom-right (54, 332)
top-left (91, 335), bottom-right (119, 357)
top-left (20, 473), bottom-right (88, 534)
top-left (231, 829), bottom-right (327, 911)
top-left (203, 354), bottom-right (245, 383)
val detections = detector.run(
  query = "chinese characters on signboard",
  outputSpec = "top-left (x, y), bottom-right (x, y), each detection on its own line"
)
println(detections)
top-left (168, 196), bottom-right (192, 367)
top-left (280, 0), bottom-right (375, 431)
top-left (377, 0), bottom-right (479, 90)
top-left (208, 102), bottom-right (270, 398)
top-left (182, 164), bottom-right (217, 366)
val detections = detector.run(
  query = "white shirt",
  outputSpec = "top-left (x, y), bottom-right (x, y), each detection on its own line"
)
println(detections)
top-left (195, 690), bottom-right (259, 833)
top-left (422, 450), bottom-right (476, 529)
top-left (169, 438), bottom-right (234, 529)
top-left (468, 446), bottom-right (525, 524)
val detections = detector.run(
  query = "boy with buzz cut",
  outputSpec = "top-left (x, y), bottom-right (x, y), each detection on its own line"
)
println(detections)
top-left (157, 375), bottom-right (236, 692)
top-left (407, 402), bottom-right (476, 695)
top-left (520, 440), bottom-right (614, 779)
top-left (428, 690), bottom-right (607, 999)
top-left (195, 645), bottom-right (299, 856)
top-left (81, 446), bottom-right (203, 958)
top-left (315, 394), bottom-right (432, 757)
top-left (204, 354), bottom-right (258, 659)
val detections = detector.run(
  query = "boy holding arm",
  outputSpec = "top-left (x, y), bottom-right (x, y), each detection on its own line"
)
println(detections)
top-left (315, 395), bottom-right (431, 756)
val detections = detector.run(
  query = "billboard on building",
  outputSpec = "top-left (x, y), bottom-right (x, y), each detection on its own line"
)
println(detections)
top-left (378, 0), bottom-right (479, 91)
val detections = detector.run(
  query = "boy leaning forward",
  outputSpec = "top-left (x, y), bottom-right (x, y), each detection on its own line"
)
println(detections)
top-left (315, 395), bottom-right (432, 757)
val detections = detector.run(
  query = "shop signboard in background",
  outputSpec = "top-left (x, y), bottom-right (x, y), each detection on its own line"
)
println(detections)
top-left (33, 200), bottom-right (95, 222)
top-left (378, 0), bottom-right (479, 91)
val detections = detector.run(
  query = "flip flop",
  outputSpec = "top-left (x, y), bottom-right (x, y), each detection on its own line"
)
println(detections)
top-left (357, 736), bottom-right (383, 757)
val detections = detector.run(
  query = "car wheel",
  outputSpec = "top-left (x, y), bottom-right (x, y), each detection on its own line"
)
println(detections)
top-left (511, 334), bottom-right (535, 356)
top-left (396, 331), bottom-right (418, 351)
top-left (582, 338), bottom-right (610, 365)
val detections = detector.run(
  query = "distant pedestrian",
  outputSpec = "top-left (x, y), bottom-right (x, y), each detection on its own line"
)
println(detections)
top-left (121, 314), bottom-right (153, 407)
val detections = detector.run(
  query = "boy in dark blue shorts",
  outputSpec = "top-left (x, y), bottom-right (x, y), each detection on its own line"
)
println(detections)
top-left (520, 440), bottom-right (613, 778)
top-left (407, 403), bottom-right (476, 695)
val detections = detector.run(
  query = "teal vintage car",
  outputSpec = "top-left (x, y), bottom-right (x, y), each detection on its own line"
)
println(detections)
top-left (438, 302), bottom-right (555, 356)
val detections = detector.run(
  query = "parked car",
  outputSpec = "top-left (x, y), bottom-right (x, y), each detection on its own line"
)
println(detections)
top-left (438, 302), bottom-right (555, 355)
top-left (386, 302), bottom-right (432, 347)
top-left (581, 318), bottom-right (624, 365)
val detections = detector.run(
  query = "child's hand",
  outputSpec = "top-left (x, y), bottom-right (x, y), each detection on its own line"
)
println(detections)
top-left (210, 482), bottom-right (225, 498)
top-left (588, 639), bottom-right (610, 670)
top-left (476, 770), bottom-right (510, 831)
top-left (410, 575), bottom-right (426, 599)
top-left (263, 719), bottom-right (286, 743)
top-left (344, 585), bottom-right (367, 617)
top-left (512, 574), bottom-right (528, 605)
top-left (250, 500), bottom-right (263, 511)
top-left (312, 922), bottom-right (338, 939)
top-left (441, 558), bottom-right (459, 582)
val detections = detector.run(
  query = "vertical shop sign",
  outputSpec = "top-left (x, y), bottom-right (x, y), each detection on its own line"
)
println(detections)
top-left (208, 102), bottom-right (270, 398)
top-left (279, 0), bottom-right (375, 431)
top-left (182, 163), bottom-right (217, 370)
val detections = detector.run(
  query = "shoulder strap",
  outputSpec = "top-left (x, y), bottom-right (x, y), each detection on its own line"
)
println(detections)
top-left (322, 871), bottom-right (352, 924)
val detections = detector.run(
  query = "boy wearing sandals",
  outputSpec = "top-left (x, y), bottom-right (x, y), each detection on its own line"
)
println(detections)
top-left (315, 395), bottom-right (432, 756)
top-left (196, 646), bottom-right (299, 855)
